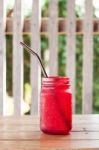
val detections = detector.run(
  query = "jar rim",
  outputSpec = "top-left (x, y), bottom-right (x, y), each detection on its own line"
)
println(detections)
top-left (42, 76), bottom-right (70, 83)
top-left (42, 76), bottom-right (69, 80)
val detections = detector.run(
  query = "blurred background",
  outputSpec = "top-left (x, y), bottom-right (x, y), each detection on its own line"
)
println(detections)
top-left (5, 0), bottom-right (99, 115)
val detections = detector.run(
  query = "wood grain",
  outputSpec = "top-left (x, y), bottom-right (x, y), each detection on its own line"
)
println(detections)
top-left (13, 0), bottom-right (23, 115)
top-left (30, 0), bottom-right (41, 116)
top-left (82, 0), bottom-right (93, 114)
top-left (48, 0), bottom-right (58, 75)
top-left (0, 141), bottom-right (98, 150)
top-left (0, 0), bottom-right (6, 115)
top-left (5, 18), bottom-right (99, 34)
top-left (0, 115), bottom-right (98, 150)
top-left (66, 0), bottom-right (76, 113)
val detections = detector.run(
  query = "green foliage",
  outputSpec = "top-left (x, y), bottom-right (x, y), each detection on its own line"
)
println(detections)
top-left (58, 35), bottom-right (66, 76)
top-left (6, 35), bottom-right (12, 96)
top-left (41, 0), bottom-right (49, 17)
top-left (75, 35), bottom-right (83, 113)
top-left (42, 0), bottom-right (67, 17)
top-left (23, 35), bottom-right (31, 83)
top-left (93, 35), bottom-right (99, 113)
top-left (40, 35), bottom-right (48, 77)
top-left (58, 0), bottom-right (67, 17)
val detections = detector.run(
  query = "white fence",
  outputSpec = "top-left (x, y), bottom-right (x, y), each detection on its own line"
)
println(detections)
top-left (0, 0), bottom-right (93, 115)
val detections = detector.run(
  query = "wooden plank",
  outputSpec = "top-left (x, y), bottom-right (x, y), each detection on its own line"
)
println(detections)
top-left (0, 116), bottom-right (98, 141)
top-left (0, 0), bottom-right (6, 115)
top-left (5, 18), bottom-right (99, 34)
top-left (0, 114), bottom-right (99, 150)
top-left (0, 121), bottom-right (99, 131)
top-left (0, 141), bottom-right (98, 150)
top-left (48, 0), bottom-right (58, 75)
top-left (73, 124), bottom-right (99, 132)
top-left (82, 0), bottom-right (93, 114)
top-left (0, 116), bottom-right (39, 125)
top-left (66, 0), bottom-right (76, 113)
top-left (5, 31), bottom-right (99, 36)
top-left (31, 0), bottom-right (41, 116)
top-left (0, 123), bottom-right (99, 132)
top-left (0, 115), bottom-right (99, 131)
top-left (0, 130), bottom-right (99, 140)
top-left (0, 115), bottom-right (98, 136)
top-left (73, 114), bottom-right (99, 123)
top-left (13, 0), bottom-right (23, 115)
top-left (0, 115), bottom-right (99, 127)
top-left (0, 116), bottom-right (98, 150)
top-left (0, 115), bottom-right (98, 124)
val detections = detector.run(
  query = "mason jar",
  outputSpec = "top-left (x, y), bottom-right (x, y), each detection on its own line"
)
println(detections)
top-left (40, 76), bottom-right (72, 135)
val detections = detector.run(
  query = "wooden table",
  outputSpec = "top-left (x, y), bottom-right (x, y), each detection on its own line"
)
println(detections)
top-left (0, 115), bottom-right (99, 150)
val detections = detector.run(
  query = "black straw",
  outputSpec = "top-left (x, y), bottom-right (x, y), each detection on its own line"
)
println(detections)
top-left (20, 42), bottom-right (48, 78)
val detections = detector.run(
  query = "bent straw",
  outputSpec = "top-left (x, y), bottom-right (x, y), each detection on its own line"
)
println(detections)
top-left (20, 42), bottom-right (48, 78)
top-left (20, 42), bottom-right (68, 126)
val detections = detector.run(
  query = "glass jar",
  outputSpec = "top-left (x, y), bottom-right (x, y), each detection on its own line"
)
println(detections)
top-left (40, 76), bottom-right (72, 135)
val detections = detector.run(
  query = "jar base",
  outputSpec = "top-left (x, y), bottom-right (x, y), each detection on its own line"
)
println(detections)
top-left (41, 127), bottom-right (70, 135)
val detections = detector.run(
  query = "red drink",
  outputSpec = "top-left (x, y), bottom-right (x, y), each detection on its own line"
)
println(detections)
top-left (40, 76), bottom-right (72, 135)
